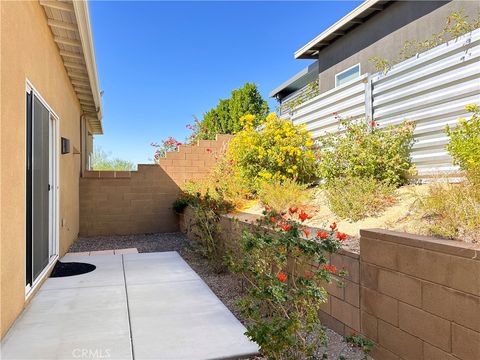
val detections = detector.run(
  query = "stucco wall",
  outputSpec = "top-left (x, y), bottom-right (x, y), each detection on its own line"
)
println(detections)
top-left (1, 1), bottom-right (82, 338)
top-left (316, 0), bottom-right (480, 92)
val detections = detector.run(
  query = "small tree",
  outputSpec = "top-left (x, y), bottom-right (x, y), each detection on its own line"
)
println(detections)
top-left (91, 146), bottom-right (135, 171)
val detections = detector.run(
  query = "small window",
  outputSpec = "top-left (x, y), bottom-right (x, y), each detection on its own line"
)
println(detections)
top-left (335, 64), bottom-right (361, 87)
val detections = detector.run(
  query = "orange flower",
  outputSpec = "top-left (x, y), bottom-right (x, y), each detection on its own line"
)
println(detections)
top-left (280, 223), bottom-right (292, 231)
top-left (277, 271), bottom-right (287, 282)
top-left (336, 232), bottom-right (347, 241)
top-left (299, 210), bottom-right (312, 222)
top-left (289, 207), bottom-right (298, 214)
top-left (322, 264), bottom-right (337, 274)
top-left (329, 222), bottom-right (337, 230)
top-left (317, 231), bottom-right (328, 239)
top-left (270, 217), bottom-right (277, 224)
top-left (303, 229), bottom-right (311, 237)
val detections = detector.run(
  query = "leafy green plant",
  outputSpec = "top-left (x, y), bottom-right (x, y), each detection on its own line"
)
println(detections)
top-left (91, 146), bottom-right (135, 171)
top-left (317, 116), bottom-right (415, 187)
top-left (171, 197), bottom-right (190, 214)
top-left (369, 10), bottom-right (480, 72)
top-left (324, 176), bottom-right (397, 221)
top-left (227, 208), bottom-right (348, 359)
top-left (345, 334), bottom-right (375, 355)
top-left (446, 104), bottom-right (480, 182)
top-left (196, 83), bottom-right (269, 140)
top-left (228, 113), bottom-right (317, 187)
top-left (258, 178), bottom-right (311, 213)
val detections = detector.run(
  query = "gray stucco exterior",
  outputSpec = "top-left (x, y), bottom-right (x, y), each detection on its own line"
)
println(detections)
top-left (316, 0), bottom-right (479, 93)
top-left (273, 0), bottom-right (480, 101)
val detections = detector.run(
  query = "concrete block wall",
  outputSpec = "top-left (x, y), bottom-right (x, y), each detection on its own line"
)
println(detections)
top-left (80, 165), bottom-right (180, 236)
top-left (360, 229), bottom-right (480, 360)
top-left (157, 134), bottom-right (233, 186)
top-left (180, 210), bottom-right (480, 360)
top-left (79, 135), bottom-right (233, 237)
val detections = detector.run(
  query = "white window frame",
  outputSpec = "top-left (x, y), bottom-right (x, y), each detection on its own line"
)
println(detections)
top-left (25, 79), bottom-right (60, 299)
top-left (335, 63), bottom-right (361, 87)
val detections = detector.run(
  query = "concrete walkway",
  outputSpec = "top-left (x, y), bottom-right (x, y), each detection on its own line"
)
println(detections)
top-left (1, 252), bottom-right (259, 360)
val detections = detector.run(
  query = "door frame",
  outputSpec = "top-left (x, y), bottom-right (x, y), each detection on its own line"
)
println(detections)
top-left (25, 80), bottom-right (60, 298)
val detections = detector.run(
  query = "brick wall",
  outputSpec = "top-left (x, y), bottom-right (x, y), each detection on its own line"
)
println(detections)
top-left (180, 210), bottom-right (480, 360)
top-left (79, 135), bottom-right (232, 236)
top-left (157, 134), bottom-right (233, 186)
top-left (360, 229), bottom-right (480, 360)
top-left (80, 165), bottom-right (180, 236)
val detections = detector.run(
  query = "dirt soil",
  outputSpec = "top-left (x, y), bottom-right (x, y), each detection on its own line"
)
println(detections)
top-left (69, 233), bottom-right (367, 360)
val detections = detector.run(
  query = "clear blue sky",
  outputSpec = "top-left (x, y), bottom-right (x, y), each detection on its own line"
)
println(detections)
top-left (90, 1), bottom-right (360, 164)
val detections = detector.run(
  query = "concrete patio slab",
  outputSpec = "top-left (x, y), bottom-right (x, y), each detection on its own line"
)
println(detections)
top-left (1, 251), bottom-right (259, 360)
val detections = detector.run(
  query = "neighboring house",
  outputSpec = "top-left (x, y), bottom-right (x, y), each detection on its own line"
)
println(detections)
top-left (271, 0), bottom-right (479, 108)
top-left (0, 0), bottom-right (102, 338)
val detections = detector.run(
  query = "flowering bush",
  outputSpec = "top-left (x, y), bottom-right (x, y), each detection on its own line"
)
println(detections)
top-left (227, 113), bottom-right (317, 187)
top-left (317, 116), bottom-right (415, 186)
top-left (227, 208), bottom-right (347, 359)
top-left (446, 104), bottom-right (480, 182)
top-left (257, 178), bottom-right (311, 213)
top-left (151, 137), bottom-right (182, 161)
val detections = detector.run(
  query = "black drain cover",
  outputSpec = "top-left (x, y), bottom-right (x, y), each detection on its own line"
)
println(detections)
top-left (50, 261), bottom-right (96, 278)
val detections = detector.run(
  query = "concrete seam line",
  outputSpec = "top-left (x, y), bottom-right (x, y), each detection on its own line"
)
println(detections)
top-left (122, 255), bottom-right (135, 360)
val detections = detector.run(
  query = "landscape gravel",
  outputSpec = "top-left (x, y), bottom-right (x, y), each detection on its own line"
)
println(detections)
top-left (69, 232), bottom-right (367, 360)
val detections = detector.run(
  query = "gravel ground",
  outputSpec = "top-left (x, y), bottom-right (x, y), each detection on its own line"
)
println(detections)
top-left (68, 232), bottom-right (367, 360)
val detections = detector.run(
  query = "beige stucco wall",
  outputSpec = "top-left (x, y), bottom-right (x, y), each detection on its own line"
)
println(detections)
top-left (317, 0), bottom-right (480, 92)
top-left (1, 1), bottom-right (82, 338)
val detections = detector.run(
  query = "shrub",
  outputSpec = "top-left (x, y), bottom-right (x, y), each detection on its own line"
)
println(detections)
top-left (324, 176), bottom-right (397, 221)
top-left (258, 178), bottom-right (311, 213)
top-left (171, 197), bottom-right (189, 214)
top-left (446, 104), bottom-right (480, 182)
top-left (151, 137), bottom-right (182, 161)
top-left (226, 209), bottom-right (347, 359)
top-left (227, 113), bottom-right (317, 187)
top-left (91, 146), bottom-right (135, 171)
top-left (416, 179), bottom-right (480, 240)
top-left (196, 83), bottom-right (269, 140)
top-left (317, 116), bottom-right (415, 186)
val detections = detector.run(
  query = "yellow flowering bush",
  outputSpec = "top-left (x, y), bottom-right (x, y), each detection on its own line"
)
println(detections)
top-left (227, 113), bottom-right (317, 187)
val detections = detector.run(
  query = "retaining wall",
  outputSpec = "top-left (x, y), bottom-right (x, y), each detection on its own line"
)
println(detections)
top-left (180, 209), bottom-right (480, 360)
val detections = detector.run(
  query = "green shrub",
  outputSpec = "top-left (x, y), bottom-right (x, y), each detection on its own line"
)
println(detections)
top-left (446, 104), bottom-right (480, 182)
top-left (226, 209), bottom-right (348, 359)
top-left (317, 117), bottom-right (415, 186)
top-left (258, 178), bottom-right (311, 213)
top-left (324, 176), bottom-right (397, 221)
top-left (227, 113), bottom-right (317, 187)
top-left (417, 180), bottom-right (480, 240)
top-left (171, 198), bottom-right (189, 214)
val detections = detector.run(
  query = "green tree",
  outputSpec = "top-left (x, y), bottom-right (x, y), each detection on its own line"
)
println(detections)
top-left (197, 83), bottom-right (269, 139)
top-left (91, 146), bottom-right (135, 171)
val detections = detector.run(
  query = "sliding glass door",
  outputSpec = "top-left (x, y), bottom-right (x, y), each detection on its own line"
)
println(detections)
top-left (26, 86), bottom-right (58, 289)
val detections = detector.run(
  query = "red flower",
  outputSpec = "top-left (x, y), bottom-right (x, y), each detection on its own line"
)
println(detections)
top-left (336, 232), bottom-right (347, 241)
top-left (371, 120), bottom-right (376, 127)
top-left (280, 223), bottom-right (292, 231)
top-left (322, 264), bottom-right (337, 274)
top-left (317, 231), bottom-right (328, 239)
top-left (289, 207), bottom-right (298, 214)
top-left (299, 210), bottom-right (312, 222)
top-left (270, 217), bottom-right (277, 224)
top-left (303, 229), bottom-right (311, 237)
top-left (329, 222), bottom-right (337, 230)
top-left (264, 206), bottom-right (270, 212)
top-left (277, 271), bottom-right (287, 283)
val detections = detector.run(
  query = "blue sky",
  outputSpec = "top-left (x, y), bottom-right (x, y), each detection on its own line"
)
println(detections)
top-left (90, 1), bottom-right (359, 164)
